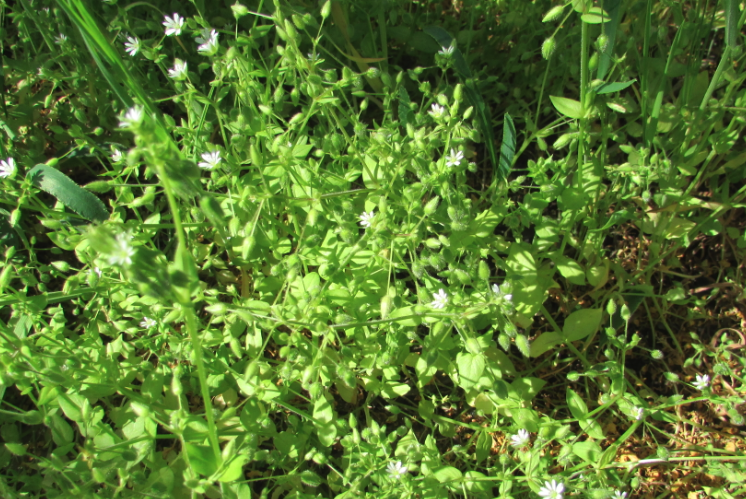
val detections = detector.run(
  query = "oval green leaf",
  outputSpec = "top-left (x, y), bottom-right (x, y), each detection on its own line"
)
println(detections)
top-left (27, 165), bottom-right (109, 222)
top-left (549, 95), bottom-right (584, 119)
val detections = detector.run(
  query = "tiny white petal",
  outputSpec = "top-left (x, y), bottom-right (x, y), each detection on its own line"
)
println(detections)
top-left (693, 373), bottom-right (710, 391)
top-left (386, 461), bottom-right (408, 480)
top-left (124, 36), bottom-right (140, 56)
top-left (0, 158), bottom-right (16, 178)
top-left (612, 492), bottom-right (627, 499)
top-left (445, 148), bottom-right (464, 168)
top-left (119, 106), bottom-right (144, 128)
top-left (198, 151), bottom-right (221, 170)
top-left (109, 233), bottom-right (135, 266)
top-left (538, 479), bottom-right (565, 499)
top-left (168, 59), bottom-right (188, 80)
top-left (359, 211), bottom-right (375, 228)
top-left (163, 13), bottom-right (185, 36)
top-left (428, 103), bottom-right (445, 119)
top-left (431, 289), bottom-right (448, 309)
top-left (140, 317), bottom-right (157, 329)
top-left (510, 429), bottom-right (530, 447)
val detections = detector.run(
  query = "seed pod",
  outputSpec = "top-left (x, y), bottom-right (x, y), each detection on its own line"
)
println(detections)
top-left (542, 37), bottom-right (557, 60)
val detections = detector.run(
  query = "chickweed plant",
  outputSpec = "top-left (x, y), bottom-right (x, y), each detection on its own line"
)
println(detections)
top-left (1, 0), bottom-right (745, 497)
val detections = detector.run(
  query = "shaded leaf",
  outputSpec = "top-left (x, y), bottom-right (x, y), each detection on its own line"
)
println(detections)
top-left (27, 165), bottom-right (109, 222)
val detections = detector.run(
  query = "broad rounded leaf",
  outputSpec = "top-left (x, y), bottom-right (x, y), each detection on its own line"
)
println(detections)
top-left (563, 308), bottom-right (603, 342)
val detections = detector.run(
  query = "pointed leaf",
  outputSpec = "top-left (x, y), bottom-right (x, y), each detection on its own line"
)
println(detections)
top-left (549, 95), bottom-right (584, 119)
top-left (497, 113), bottom-right (515, 183)
top-left (27, 165), bottom-right (109, 222)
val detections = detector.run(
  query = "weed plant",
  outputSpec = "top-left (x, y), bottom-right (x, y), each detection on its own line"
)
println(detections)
top-left (1, 0), bottom-right (746, 498)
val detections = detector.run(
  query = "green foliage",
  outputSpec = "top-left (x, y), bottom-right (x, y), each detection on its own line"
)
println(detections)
top-left (0, 0), bottom-right (745, 497)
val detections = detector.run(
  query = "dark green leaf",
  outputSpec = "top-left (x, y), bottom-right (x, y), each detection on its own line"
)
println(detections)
top-left (596, 79), bottom-right (637, 94)
top-left (497, 113), bottom-right (515, 183)
top-left (27, 165), bottom-right (109, 222)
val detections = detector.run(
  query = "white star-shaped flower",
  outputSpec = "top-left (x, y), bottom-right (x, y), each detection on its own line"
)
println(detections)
top-left (198, 151), bottom-right (221, 170)
top-left (124, 36), bottom-right (140, 56)
top-left (93, 267), bottom-right (102, 278)
top-left (168, 59), bottom-right (188, 80)
top-left (693, 373), bottom-right (710, 391)
top-left (445, 148), bottom-right (464, 168)
top-left (196, 28), bottom-right (219, 55)
top-left (119, 106), bottom-right (144, 129)
top-left (162, 13), bottom-right (185, 36)
top-left (632, 407), bottom-right (644, 420)
top-left (111, 148), bottom-right (123, 162)
top-left (386, 461), bottom-right (408, 480)
top-left (140, 317), bottom-right (157, 329)
top-left (55, 34), bottom-right (68, 45)
top-left (109, 233), bottom-right (134, 266)
top-left (492, 283), bottom-right (512, 302)
top-left (428, 103), bottom-right (445, 119)
top-left (538, 479), bottom-right (565, 499)
top-left (510, 429), bottom-right (530, 447)
top-left (0, 158), bottom-right (16, 178)
top-left (359, 211), bottom-right (375, 228)
top-left (438, 44), bottom-right (455, 56)
top-left (431, 289), bottom-right (448, 309)
top-left (612, 492), bottom-right (627, 499)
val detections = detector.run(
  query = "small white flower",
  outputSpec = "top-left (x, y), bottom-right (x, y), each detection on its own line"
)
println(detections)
top-left (168, 59), bottom-right (188, 80)
top-left (438, 44), bottom-right (455, 56)
top-left (693, 373), bottom-right (710, 391)
top-left (431, 289), bottom-right (448, 309)
top-left (307, 52), bottom-right (322, 63)
top-left (538, 479), bottom-right (565, 499)
top-left (162, 13), bottom-right (185, 36)
top-left (198, 151), bottom-right (221, 170)
top-left (428, 103), bottom-right (445, 119)
top-left (510, 429), bottom-right (530, 447)
top-left (140, 317), bottom-right (157, 329)
top-left (445, 148), bottom-right (464, 168)
top-left (492, 283), bottom-right (513, 302)
top-left (111, 148), bottom-right (123, 162)
top-left (386, 461), bottom-right (408, 480)
top-left (119, 106), bottom-right (143, 128)
top-left (93, 267), bottom-right (102, 278)
top-left (109, 233), bottom-right (134, 266)
top-left (612, 492), bottom-right (627, 499)
top-left (632, 407), bottom-right (644, 420)
top-left (55, 34), bottom-right (68, 45)
top-left (196, 28), bottom-right (219, 55)
top-left (0, 158), bottom-right (16, 178)
top-left (124, 36), bottom-right (140, 56)
top-left (359, 211), bottom-right (375, 228)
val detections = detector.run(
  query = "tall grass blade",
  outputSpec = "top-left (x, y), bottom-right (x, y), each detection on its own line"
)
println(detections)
top-left (498, 113), bottom-right (515, 183)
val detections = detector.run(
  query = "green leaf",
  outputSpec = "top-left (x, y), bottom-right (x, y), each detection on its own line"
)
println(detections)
top-left (566, 388), bottom-right (589, 420)
top-left (549, 95), bottom-right (584, 119)
top-left (27, 165), bottom-right (109, 222)
top-left (563, 308), bottom-right (603, 342)
top-left (300, 470), bottom-right (323, 488)
top-left (512, 407), bottom-right (540, 432)
top-left (497, 113), bottom-right (515, 183)
top-left (511, 377), bottom-right (546, 402)
top-left (185, 443), bottom-right (218, 476)
top-left (216, 455), bottom-right (249, 482)
top-left (725, 0), bottom-right (740, 48)
top-left (529, 332), bottom-right (562, 358)
top-left (476, 431), bottom-right (492, 463)
top-left (572, 441), bottom-right (603, 463)
top-left (456, 352), bottom-right (485, 388)
top-left (515, 334), bottom-right (530, 357)
top-left (554, 255), bottom-right (585, 285)
top-left (596, 79), bottom-right (637, 94)
top-left (433, 466), bottom-right (462, 484)
top-left (5, 443), bottom-right (26, 456)
top-left (581, 6), bottom-right (611, 23)
top-left (398, 86), bottom-right (414, 128)
top-left (312, 396), bottom-right (334, 424)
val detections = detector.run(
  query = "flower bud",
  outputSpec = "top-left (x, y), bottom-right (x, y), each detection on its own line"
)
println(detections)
top-left (542, 37), bottom-right (556, 60)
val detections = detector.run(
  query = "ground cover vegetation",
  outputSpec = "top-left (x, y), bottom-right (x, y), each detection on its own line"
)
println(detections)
top-left (0, 0), bottom-right (745, 497)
